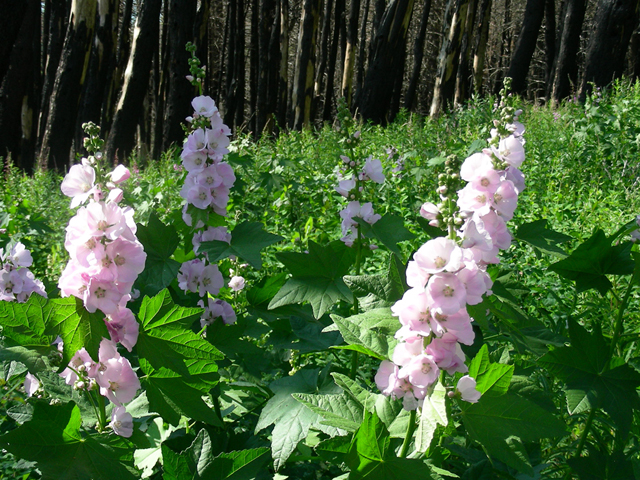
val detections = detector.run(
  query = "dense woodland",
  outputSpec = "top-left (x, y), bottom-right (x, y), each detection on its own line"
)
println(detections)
top-left (1, 0), bottom-right (639, 172)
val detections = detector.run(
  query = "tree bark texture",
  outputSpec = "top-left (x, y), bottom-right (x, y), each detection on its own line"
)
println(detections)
top-left (323, 0), bottom-right (345, 120)
top-left (106, 0), bottom-right (161, 163)
top-left (544, 0), bottom-right (556, 94)
top-left (291, 0), bottom-right (321, 129)
top-left (454, 0), bottom-right (478, 104)
top-left (404, 0), bottom-right (432, 111)
top-left (276, 0), bottom-right (288, 129)
top-left (39, 0), bottom-right (97, 170)
top-left (471, 0), bottom-right (492, 94)
top-left (341, 0), bottom-right (361, 106)
top-left (359, 0), bottom-right (415, 124)
top-left (257, 0), bottom-right (279, 134)
top-left (579, 0), bottom-right (639, 98)
top-left (506, 0), bottom-right (546, 95)
top-left (551, 0), bottom-right (586, 102)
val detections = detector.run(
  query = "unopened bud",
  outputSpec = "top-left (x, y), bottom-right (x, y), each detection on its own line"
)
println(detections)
top-left (186, 75), bottom-right (194, 82)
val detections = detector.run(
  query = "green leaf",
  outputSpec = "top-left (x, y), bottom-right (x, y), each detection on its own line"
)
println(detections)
top-left (199, 221), bottom-right (283, 270)
top-left (331, 308), bottom-right (398, 360)
top-left (459, 393), bottom-right (566, 475)
top-left (415, 382), bottom-right (448, 453)
top-left (345, 410), bottom-right (433, 479)
top-left (162, 429), bottom-right (270, 479)
top-left (0, 401), bottom-right (137, 479)
top-left (269, 241), bottom-right (355, 318)
top-left (45, 297), bottom-right (110, 366)
top-left (539, 319), bottom-right (640, 436)
top-left (0, 294), bottom-right (54, 347)
top-left (293, 390), bottom-right (364, 432)
top-left (136, 290), bottom-right (222, 376)
top-left (255, 368), bottom-right (342, 470)
top-left (468, 345), bottom-right (513, 397)
top-left (136, 212), bottom-right (181, 297)
top-left (549, 229), bottom-right (635, 295)
top-left (344, 253), bottom-right (407, 310)
top-left (354, 213), bottom-right (415, 256)
top-left (515, 219), bottom-right (571, 257)
top-left (133, 417), bottom-right (176, 477)
top-left (0, 344), bottom-right (51, 373)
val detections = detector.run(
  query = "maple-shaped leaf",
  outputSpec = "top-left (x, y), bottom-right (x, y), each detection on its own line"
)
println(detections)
top-left (353, 213), bottom-right (415, 256)
top-left (343, 253), bottom-right (407, 310)
top-left (269, 240), bottom-right (355, 319)
top-left (0, 401), bottom-right (138, 479)
top-left (0, 293), bottom-right (55, 348)
top-left (199, 221), bottom-right (283, 270)
top-left (136, 290), bottom-right (223, 376)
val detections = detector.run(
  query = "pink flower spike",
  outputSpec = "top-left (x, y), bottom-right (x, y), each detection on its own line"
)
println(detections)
top-left (109, 165), bottom-right (131, 184)
top-left (192, 95), bottom-right (218, 118)
top-left (457, 375), bottom-right (481, 403)
top-left (110, 406), bottom-right (134, 437)
top-left (61, 164), bottom-right (96, 208)
top-left (414, 237), bottom-right (463, 274)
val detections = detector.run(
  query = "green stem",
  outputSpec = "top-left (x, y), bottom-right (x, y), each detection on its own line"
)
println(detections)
top-left (349, 351), bottom-right (358, 379)
top-left (574, 407), bottom-right (597, 460)
top-left (400, 409), bottom-right (417, 458)
top-left (96, 393), bottom-right (107, 431)
top-left (611, 276), bottom-right (636, 358)
top-left (2, 376), bottom-right (26, 400)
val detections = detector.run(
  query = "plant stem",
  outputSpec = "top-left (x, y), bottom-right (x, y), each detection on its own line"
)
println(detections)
top-left (399, 409), bottom-right (417, 458)
top-left (574, 407), bottom-right (597, 460)
top-left (611, 276), bottom-right (636, 357)
top-left (96, 393), bottom-right (107, 431)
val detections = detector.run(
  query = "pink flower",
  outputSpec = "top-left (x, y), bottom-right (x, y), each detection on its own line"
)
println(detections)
top-left (110, 406), bottom-right (134, 437)
top-left (363, 157), bottom-right (385, 184)
top-left (192, 95), bottom-right (218, 118)
top-left (199, 264), bottom-right (224, 297)
top-left (106, 307), bottom-right (139, 351)
top-left (229, 275), bottom-right (245, 292)
top-left (419, 202), bottom-right (440, 226)
top-left (400, 354), bottom-right (440, 388)
top-left (95, 340), bottom-right (140, 406)
top-left (24, 373), bottom-right (40, 397)
top-left (61, 164), bottom-right (97, 208)
top-left (456, 375), bottom-right (481, 403)
top-left (413, 237), bottom-right (463, 274)
top-left (187, 185), bottom-right (213, 209)
top-left (335, 177), bottom-right (356, 197)
top-left (108, 165), bottom-right (131, 184)
top-left (60, 348), bottom-right (97, 386)
top-left (427, 273), bottom-right (467, 315)
top-left (200, 298), bottom-right (236, 327)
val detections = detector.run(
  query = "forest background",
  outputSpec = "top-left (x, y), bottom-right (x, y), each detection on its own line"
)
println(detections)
top-left (0, 0), bottom-right (638, 173)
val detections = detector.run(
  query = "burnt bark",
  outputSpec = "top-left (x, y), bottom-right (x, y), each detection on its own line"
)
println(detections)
top-left (323, 0), bottom-right (345, 120)
top-left (454, 0), bottom-right (478, 104)
top-left (471, 0), bottom-right (491, 94)
top-left (0, 0), bottom-right (26, 86)
top-left (106, 0), bottom-right (161, 164)
top-left (291, 0), bottom-right (321, 129)
top-left (0, 0), bottom-right (40, 170)
top-left (257, 0), bottom-right (279, 134)
top-left (354, 0), bottom-right (371, 101)
top-left (39, 0), bottom-right (97, 170)
top-left (341, 0), bottom-right (361, 106)
top-left (544, 0), bottom-right (556, 94)
top-left (579, 0), bottom-right (638, 98)
top-left (276, 0), bottom-right (289, 129)
top-left (359, 0), bottom-right (415, 124)
top-left (551, 0), bottom-right (586, 101)
top-left (162, 0), bottom-right (196, 152)
top-left (314, 0), bottom-right (334, 123)
top-left (506, 0), bottom-right (546, 95)
top-left (405, 0), bottom-right (432, 111)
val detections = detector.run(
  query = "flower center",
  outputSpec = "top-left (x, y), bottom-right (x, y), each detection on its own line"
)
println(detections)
top-left (442, 285), bottom-right (454, 297)
top-left (434, 256), bottom-right (447, 269)
top-left (95, 287), bottom-right (106, 298)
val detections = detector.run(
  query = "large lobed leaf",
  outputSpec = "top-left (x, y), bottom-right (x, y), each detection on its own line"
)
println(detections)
top-left (514, 219), bottom-right (571, 258)
top-left (269, 240), bottom-right (355, 319)
top-left (343, 253), bottom-right (407, 311)
top-left (331, 308), bottom-right (399, 360)
top-left (353, 213), bottom-right (415, 256)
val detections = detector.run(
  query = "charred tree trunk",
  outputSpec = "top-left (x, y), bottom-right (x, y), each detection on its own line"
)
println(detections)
top-left (224, 1), bottom-right (237, 127)
top-left (359, 0), bottom-right (415, 124)
top-left (0, 0), bottom-right (40, 170)
top-left (341, 0), bottom-right (361, 106)
top-left (250, 0), bottom-right (259, 133)
top-left (494, 0), bottom-right (512, 93)
top-left (354, 0), bottom-right (371, 102)
top-left (257, 0), bottom-right (278, 134)
top-left (106, 0), bottom-right (161, 164)
top-left (315, 0), bottom-right (333, 123)
top-left (631, 25), bottom-right (640, 81)
top-left (323, 0), bottom-right (344, 120)
top-left (151, 0), bottom-right (169, 161)
top-left (506, 0), bottom-right (546, 95)
top-left (162, 0), bottom-right (196, 151)
top-left (101, 0), bottom-right (132, 136)
top-left (551, 0), bottom-right (586, 101)
top-left (471, 0), bottom-right (491, 94)
top-left (276, 0), bottom-right (289, 129)
top-left (405, 0), bottom-right (432, 111)
top-left (194, 0), bottom-right (211, 92)
top-left (291, 0), bottom-right (321, 129)
top-left (76, 0), bottom-right (118, 154)
top-left (544, 0), bottom-right (556, 95)
top-left (0, 0), bottom-right (27, 86)
top-left (39, 0), bottom-right (97, 170)
top-left (430, 0), bottom-right (470, 116)
top-left (454, 0), bottom-right (478, 104)
top-left (580, 0), bottom-right (639, 98)
top-left (234, 0), bottom-right (246, 130)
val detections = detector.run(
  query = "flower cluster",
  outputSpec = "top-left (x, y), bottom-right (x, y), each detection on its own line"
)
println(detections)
top-left (334, 101), bottom-right (385, 247)
top-left (376, 90), bottom-right (526, 410)
top-left (178, 93), bottom-right (237, 328)
top-left (0, 242), bottom-right (46, 302)
top-left (60, 339), bottom-right (139, 437)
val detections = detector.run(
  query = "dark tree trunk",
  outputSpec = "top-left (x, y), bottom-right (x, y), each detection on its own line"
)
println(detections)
top-left (39, 0), bottom-right (97, 170)
top-left (369, 0), bottom-right (386, 62)
top-left (359, 0), bottom-right (415, 124)
top-left (0, 0), bottom-right (40, 170)
top-left (276, 0), bottom-right (289, 129)
top-left (544, 0), bottom-right (556, 95)
top-left (579, 0), bottom-right (638, 98)
top-left (471, 0), bottom-right (491, 94)
top-left (224, 1), bottom-right (237, 127)
top-left (430, 0), bottom-right (470, 116)
top-left (101, 0), bottom-right (133, 136)
top-left (405, 0), bottom-right (432, 111)
top-left (162, 0), bottom-right (196, 152)
top-left (506, 0), bottom-right (546, 95)
top-left (314, 0), bottom-right (333, 123)
top-left (194, 0), bottom-right (211, 92)
top-left (341, 0), bottom-right (361, 106)
top-left (234, 0), bottom-right (246, 130)
top-left (291, 0), bottom-right (321, 129)
top-left (76, 0), bottom-right (118, 155)
top-left (36, 0), bottom-right (70, 159)
top-left (106, 0), bottom-right (162, 164)
top-left (151, 0), bottom-right (169, 161)
top-left (257, 0), bottom-right (278, 134)
top-left (354, 0), bottom-right (371, 101)
top-left (0, 0), bottom-right (27, 86)
top-left (454, 0), bottom-right (478, 104)
top-left (323, 0), bottom-right (344, 120)
top-left (631, 25), bottom-right (640, 81)
top-left (494, 0), bottom-right (511, 94)
top-left (551, 0), bottom-right (586, 101)
top-left (250, 0), bottom-right (259, 134)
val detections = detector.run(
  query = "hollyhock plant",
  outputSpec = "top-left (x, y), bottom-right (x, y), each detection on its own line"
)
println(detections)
top-left (0, 242), bottom-right (46, 302)
top-left (376, 84), bottom-right (527, 411)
